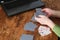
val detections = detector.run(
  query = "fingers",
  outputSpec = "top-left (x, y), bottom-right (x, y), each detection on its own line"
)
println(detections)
top-left (41, 8), bottom-right (46, 12)
top-left (42, 8), bottom-right (50, 11)
top-left (35, 16), bottom-right (41, 22)
top-left (35, 15), bottom-right (46, 19)
top-left (35, 15), bottom-right (46, 22)
top-left (35, 16), bottom-right (40, 20)
top-left (42, 8), bottom-right (52, 17)
top-left (38, 15), bottom-right (46, 18)
top-left (42, 8), bottom-right (49, 12)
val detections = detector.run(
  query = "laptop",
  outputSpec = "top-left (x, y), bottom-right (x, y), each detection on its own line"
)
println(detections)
top-left (0, 0), bottom-right (44, 16)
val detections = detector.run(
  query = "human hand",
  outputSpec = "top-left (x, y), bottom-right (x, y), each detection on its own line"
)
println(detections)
top-left (35, 15), bottom-right (55, 29)
top-left (42, 8), bottom-right (55, 17)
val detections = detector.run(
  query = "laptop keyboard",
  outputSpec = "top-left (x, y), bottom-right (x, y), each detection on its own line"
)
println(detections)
top-left (1, 0), bottom-right (13, 2)
top-left (1, 0), bottom-right (37, 2)
top-left (1, 0), bottom-right (44, 16)
top-left (2, 0), bottom-right (38, 9)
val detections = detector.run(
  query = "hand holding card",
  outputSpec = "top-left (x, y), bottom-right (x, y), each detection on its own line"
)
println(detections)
top-left (31, 8), bottom-right (46, 21)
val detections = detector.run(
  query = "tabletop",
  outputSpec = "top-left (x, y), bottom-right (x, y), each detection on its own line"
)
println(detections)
top-left (0, 0), bottom-right (60, 40)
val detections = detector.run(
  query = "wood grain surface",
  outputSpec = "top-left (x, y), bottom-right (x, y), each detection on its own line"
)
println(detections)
top-left (0, 0), bottom-right (60, 40)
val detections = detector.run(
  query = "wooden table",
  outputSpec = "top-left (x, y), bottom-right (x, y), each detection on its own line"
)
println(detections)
top-left (0, 0), bottom-right (60, 40)
top-left (0, 6), bottom-right (58, 40)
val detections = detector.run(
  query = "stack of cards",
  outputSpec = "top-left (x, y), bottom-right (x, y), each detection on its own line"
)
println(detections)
top-left (38, 26), bottom-right (51, 36)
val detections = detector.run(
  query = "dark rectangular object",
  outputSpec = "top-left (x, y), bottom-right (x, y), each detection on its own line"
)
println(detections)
top-left (1, 0), bottom-right (44, 16)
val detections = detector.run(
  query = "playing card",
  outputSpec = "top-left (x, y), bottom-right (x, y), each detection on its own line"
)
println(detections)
top-left (35, 8), bottom-right (46, 17)
top-left (31, 8), bottom-right (46, 21)
top-left (38, 26), bottom-right (51, 36)
top-left (20, 34), bottom-right (34, 40)
top-left (24, 22), bottom-right (37, 31)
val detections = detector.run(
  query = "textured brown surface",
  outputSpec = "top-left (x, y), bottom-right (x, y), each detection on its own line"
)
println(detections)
top-left (0, 0), bottom-right (60, 40)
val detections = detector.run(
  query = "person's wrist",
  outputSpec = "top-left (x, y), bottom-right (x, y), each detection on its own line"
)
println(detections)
top-left (51, 10), bottom-right (57, 16)
top-left (47, 22), bottom-right (55, 30)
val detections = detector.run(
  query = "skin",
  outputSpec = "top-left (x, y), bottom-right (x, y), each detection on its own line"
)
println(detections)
top-left (52, 10), bottom-right (60, 17)
top-left (35, 8), bottom-right (60, 30)
top-left (42, 8), bottom-right (60, 17)
top-left (35, 15), bottom-right (55, 30)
